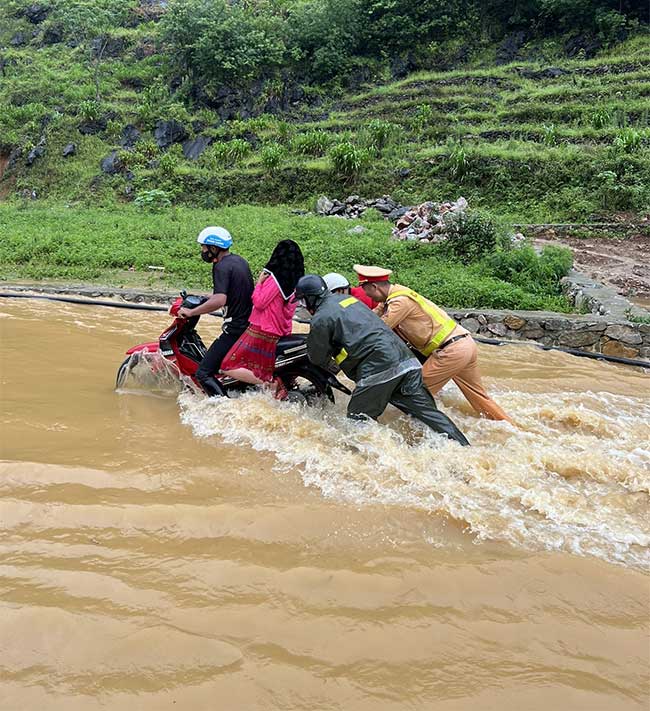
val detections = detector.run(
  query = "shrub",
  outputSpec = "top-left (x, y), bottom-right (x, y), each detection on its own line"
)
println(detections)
top-left (481, 245), bottom-right (573, 295)
top-left (613, 128), bottom-right (643, 153)
top-left (162, 0), bottom-right (286, 91)
top-left (78, 99), bottom-right (101, 122)
top-left (159, 145), bottom-right (182, 178)
top-left (134, 189), bottom-right (172, 212)
top-left (260, 143), bottom-right (286, 173)
top-left (361, 119), bottom-right (403, 153)
top-left (329, 141), bottom-right (370, 179)
top-left (447, 140), bottom-right (470, 178)
top-left (205, 139), bottom-right (251, 167)
top-left (595, 170), bottom-right (646, 211)
top-left (590, 107), bottom-right (612, 129)
top-left (440, 210), bottom-right (500, 263)
top-left (292, 130), bottom-right (331, 156)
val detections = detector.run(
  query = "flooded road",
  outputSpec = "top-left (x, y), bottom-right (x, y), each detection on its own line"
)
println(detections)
top-left (1, 299), bottom-right (649, 710)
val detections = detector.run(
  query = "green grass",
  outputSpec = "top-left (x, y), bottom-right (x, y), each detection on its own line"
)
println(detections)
top-left (0, 204), bottom-right (572, 312)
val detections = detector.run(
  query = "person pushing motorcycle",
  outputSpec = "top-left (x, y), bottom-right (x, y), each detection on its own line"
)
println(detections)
top-left (178, 226), bottom-right (254, 397)
top-left (294, 275), bottom-right (469, 446)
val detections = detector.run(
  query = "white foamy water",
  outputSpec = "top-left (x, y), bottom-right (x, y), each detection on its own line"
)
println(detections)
top-left (179, 385), bottom-right (650, 570)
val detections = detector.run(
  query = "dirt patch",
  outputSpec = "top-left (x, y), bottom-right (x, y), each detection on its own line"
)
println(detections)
top-left (535, 233), bottom-right (650, 306)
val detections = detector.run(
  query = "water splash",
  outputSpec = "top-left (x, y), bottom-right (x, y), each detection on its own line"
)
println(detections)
top-left (179, 386), bottom-right (650, 570)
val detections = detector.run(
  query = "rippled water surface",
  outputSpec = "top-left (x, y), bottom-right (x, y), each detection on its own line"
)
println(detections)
top-left (1, 300), bottom-right (649, 710)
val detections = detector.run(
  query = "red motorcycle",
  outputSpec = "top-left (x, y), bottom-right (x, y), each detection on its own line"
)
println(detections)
top-left (116, 291), bottom-right (351, 403)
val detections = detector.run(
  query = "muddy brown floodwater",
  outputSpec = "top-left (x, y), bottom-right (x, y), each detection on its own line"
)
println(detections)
top-left (1, 300), bottom-right (649, 710)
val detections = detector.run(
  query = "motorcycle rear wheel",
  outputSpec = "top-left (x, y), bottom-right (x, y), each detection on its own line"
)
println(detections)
top-left (280, 366), bottom-right (335, 405)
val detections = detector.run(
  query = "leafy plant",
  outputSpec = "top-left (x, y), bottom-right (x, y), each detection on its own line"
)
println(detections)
top-left (134, 189), bottom-right (172, 212)
top-left (329, 141), bottom-right (370, 179)
top-left (361, 119), bottom-right (403, 153)
top-left (292, 130), bottom-right (331, 156)
top-left (78, 99), bottom-right (101, 122)
top-left (541, 123), bottom-right (558, 146)
top-left (441, 210), bottom-right (501, 263)
top-left (412, 104), bottom-right (433, 133)
top-left (205, 139), bottom-right (251, 167)
top-left (159, 145), bottom-right (182, 178)
top-left (595, 170), bottom-right (645, 211)
top-left (260, 143), bottom-right (286, 173)
top-left (590, 107), bottom-right (612, 129)
top-left (447, 140), bottom-right (470, 178)
top-left (613, 128), bottom-right (643, 153)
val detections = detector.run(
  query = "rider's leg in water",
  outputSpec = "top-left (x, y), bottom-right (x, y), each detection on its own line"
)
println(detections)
top-left (346, 378), bottom-right (398, 420)
top-left (220, 367), bottom-right (287, 399)
top-left (389, 370), bottom-right (469, 446)
top-left (195, 331), bottom-right (240, 396)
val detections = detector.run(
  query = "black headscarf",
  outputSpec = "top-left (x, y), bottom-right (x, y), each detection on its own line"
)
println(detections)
top-left (264, 239), bottom-right (305, 300)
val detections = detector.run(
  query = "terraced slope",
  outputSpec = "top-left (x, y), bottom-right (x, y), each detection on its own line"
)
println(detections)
top-left (1, 13), bottom-right (648, 222)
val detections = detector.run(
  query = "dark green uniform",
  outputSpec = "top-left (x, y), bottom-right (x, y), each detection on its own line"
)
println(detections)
top-left (307, 293), bottom-right (469, 446)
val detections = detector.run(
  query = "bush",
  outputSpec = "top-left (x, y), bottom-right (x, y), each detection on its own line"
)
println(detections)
top-left (329, 141), bottom-right (371, 179)
top-left (481, 245), bottom-right (573, 296)
top-left (361, 119), bottom-right (403, 153)
top-left (260, 143), bottom-right (286, 173)
top-left (162, 0), bottom-right (286, 92)
top-left (134, 189), bottom-right (172, 212)
top-left (205, 139), bottom-right (251, 167)
top-left (440, 210), bottom-right (501, 263)
top-left (292, 130), bottom-right (332, 156)
top-left (159, 145), bottom-right (182, 178)
top-left (595, 170), bottom-right (646, 211)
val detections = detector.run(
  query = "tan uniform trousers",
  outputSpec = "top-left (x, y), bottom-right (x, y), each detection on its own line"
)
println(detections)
top-left (422, 335), bottom-right (511, 421)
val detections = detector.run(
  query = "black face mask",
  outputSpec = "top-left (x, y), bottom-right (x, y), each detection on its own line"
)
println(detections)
top-left (201, 249), bottom-right (214, 263)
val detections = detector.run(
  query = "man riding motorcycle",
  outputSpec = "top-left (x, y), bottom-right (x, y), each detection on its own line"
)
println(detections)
top-left (178, 226), bottom-right (254, 397)
top-left (295, 275), bottom-right (469, 446)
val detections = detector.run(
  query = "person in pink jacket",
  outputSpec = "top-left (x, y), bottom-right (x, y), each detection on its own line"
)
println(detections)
top-left (220, 240), bottom-right (304, 398)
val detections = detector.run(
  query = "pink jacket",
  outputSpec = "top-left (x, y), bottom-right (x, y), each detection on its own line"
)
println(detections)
top-left (248, 275), bottom-right (296, 337)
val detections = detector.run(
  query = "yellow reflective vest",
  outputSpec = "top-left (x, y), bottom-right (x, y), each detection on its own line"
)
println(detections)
top-left (385, 288), bottom-right (456, 356)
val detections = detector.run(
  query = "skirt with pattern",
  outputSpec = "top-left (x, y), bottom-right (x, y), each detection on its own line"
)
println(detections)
top-left (220, 326), bottom-right (279, 382)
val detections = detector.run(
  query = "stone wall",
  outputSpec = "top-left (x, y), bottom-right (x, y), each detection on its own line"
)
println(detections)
top-left (448, 308), bottom-right (650, 363)
top-left (3, 282), bottom-right (649, 364)
top-left (560, 270), bottom-right (649, 321)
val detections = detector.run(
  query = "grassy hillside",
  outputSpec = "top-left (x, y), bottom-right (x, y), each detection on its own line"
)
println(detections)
top-left (0, 203), bottom-right (573, 312)
top-left (1, 1), bottom-right (648, 222)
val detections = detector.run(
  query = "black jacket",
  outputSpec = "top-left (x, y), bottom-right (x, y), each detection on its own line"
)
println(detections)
top-left (307, 293), bottom-right (419, 386)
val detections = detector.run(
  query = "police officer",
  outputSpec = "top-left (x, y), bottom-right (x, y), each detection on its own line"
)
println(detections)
top-left (294, 275), bottom-right (469, 446)
top-left (355, 264), bottom-right (511, 422)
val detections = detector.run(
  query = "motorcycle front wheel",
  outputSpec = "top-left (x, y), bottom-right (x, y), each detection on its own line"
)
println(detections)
top-left (115, 354), bottom-right (137, 389)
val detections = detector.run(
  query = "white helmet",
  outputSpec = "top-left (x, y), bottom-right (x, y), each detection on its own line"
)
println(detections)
top-left (197, 226), bottom-right (233, 249)
top-left (323, 272), bottom-right (350, 292)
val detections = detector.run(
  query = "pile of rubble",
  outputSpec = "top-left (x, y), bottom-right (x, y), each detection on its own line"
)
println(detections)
top-left (316, 194), bottom-right (408, 221)
top-left (315, 193), bottom-right (477, 243)
top-left (391, 197), bottom-right (469, 242)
